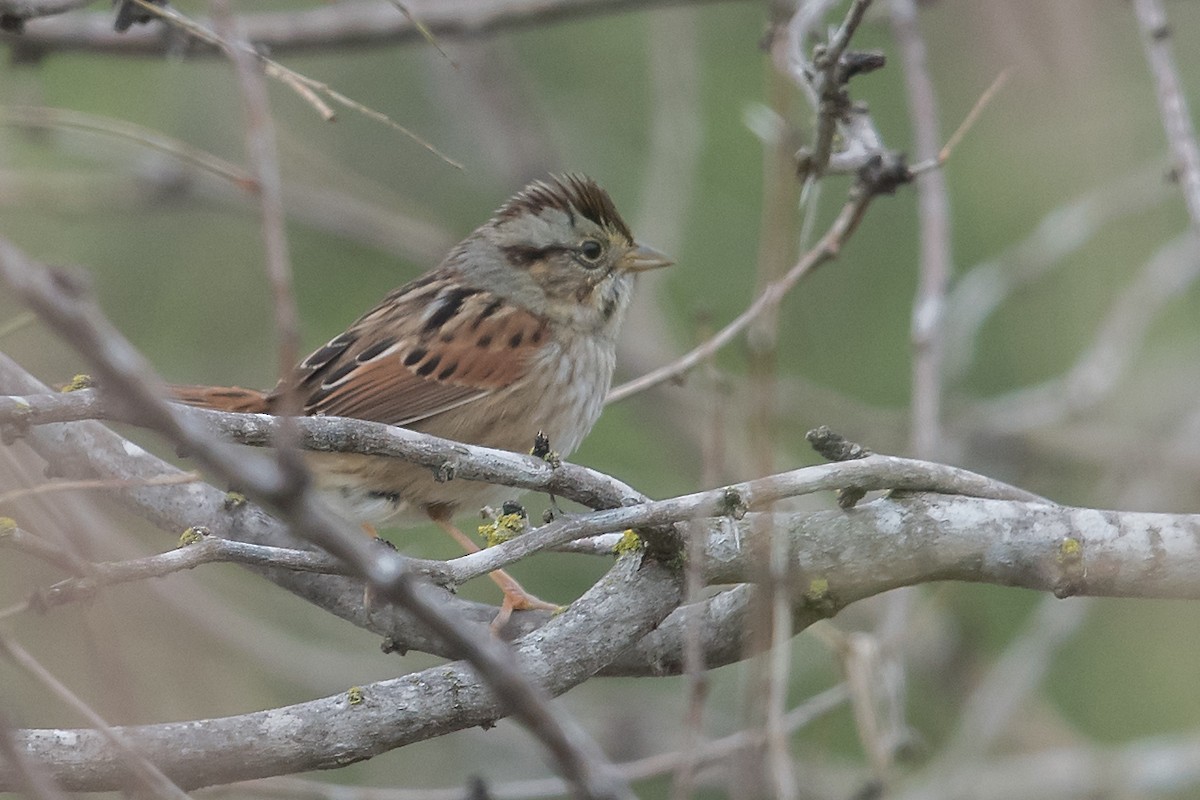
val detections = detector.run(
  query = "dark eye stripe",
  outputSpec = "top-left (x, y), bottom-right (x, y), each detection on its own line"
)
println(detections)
top-left (500, 244), bottom-right (569, 268)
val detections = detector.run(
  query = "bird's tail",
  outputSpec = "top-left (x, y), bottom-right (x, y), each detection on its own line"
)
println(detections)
top-left (168, 384), bottom-right (271, 414)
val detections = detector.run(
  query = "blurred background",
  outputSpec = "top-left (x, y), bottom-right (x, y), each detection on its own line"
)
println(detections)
top-left (2, 0), bottom-right (1200, 797)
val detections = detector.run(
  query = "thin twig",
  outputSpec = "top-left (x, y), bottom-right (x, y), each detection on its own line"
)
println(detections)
top-left (124, 0), bottom-right (461, 167)
top-left (1, 106), bottom-right (254, 187)
top-left (891, 0), bottom-right (950, 460)
top-left (934, 69), bottom-right (1010, 168)
top-left (1, 533), bottom-right (353, 620)
top-left (1131, 0), bottom-right (1200, 236)
top-left (607, 184), bottom-right (886, 403)
top-left (764, 514), bottom-right (798, 800)
top-left (668, 519), bottom-right (710, 800)
top-left (0, 389), bottom-right (650, 513)
top-left (0, 471), bottom-right (201, 506)
top-left (386, 0), bottom-right (456, 65)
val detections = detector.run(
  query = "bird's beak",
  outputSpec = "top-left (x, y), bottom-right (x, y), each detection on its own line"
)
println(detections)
top-left (618, 242), bottom-right (674, 273)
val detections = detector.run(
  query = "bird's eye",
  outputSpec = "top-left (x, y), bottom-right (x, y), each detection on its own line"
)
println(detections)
top-left (578, 239), bottom-right (604, 265)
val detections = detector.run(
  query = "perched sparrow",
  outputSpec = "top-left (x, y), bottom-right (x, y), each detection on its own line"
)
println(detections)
top-left (172, 174), bottom-right (672, 623)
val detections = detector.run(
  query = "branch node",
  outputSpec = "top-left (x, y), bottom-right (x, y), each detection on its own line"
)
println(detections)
top-left (722, 487), bottom-right (749, 520)
top-left (837, 487), bottom-right (868, 510)
top-left (0, 14), bottom-right (24, 34)
top-left (433, 462), bottom-right (455, 483)
top-left (379, 636), bottom-right (408, 657)
top-left (529, 430), bottom-right (561, 468)
top-left (839, 49), bottom-right (887, 79)
top-left (806, 426), bottom-right (871, 461)
top-left (856, 152), bottom-right (912, 196)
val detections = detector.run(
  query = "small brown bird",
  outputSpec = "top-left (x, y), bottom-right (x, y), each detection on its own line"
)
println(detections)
top-left (172, 175), bottom-right (672, 624)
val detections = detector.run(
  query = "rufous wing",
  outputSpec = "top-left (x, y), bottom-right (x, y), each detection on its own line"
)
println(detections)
top-left (278, 275), bottom-right (551, 427)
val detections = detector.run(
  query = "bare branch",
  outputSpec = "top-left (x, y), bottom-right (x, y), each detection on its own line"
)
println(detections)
top-left (890, 0), bottom-right (950, 460)
top-left (3, 556), bottom-right (681, 792)
top-left (206, 685), bottom-right (849, 800)
top-left (0, 388), bottom-right (1052, 582)
top-left (1, 0), bottom-right (742, 58)
top-left (1132, 0), bottom-right (1200, 237)
top-left (3, 531), bottom-right (353, 618)
top-left (209, 0), bottom-right (300, 392)
top-left (107, 1), bottom-right (460, 165)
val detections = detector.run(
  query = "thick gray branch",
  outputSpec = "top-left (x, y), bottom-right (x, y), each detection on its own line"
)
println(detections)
top-left (4, 556), bottom-right (681, 791)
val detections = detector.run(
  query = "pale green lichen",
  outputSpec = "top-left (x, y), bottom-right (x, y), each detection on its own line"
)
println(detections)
top-left (477, 512), bottom-right (526, 548)
top-left (1059, 536), bottom-right (1082, 560)
top-left (178, 526), bottom-right (208, 547)
top-left (347, 686), bottom-right (364, 705)
top-left (59, 374), bottom-right (95, 393)
top-left (612, 529), bottom-right (644, 556)
top-left (0, 517), bottom-right (16, 537)
top-left (802, 577), bottom-right (836, 616)
top-left (223, 491), bottom-right (248, 510)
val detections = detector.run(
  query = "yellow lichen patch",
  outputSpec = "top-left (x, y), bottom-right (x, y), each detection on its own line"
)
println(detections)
top-left (477, 513), bottom-right (527, 548)
top-left (801, 576), bottom-right (837, 616)
top-left (613, 530), bottom-right (643, 556)
top-left (60, 374), bottom-right (95, 393)
top-left (178, 526), bottom-right (208, 547)
top-left (347, 686), bottom-right (364, 705)
top-left (223, 491), bottom-right (248, 510)
top-left (0, 517), bottom-right (16, 536)
top-left (1059, 536), bottom-right (1082, 561)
